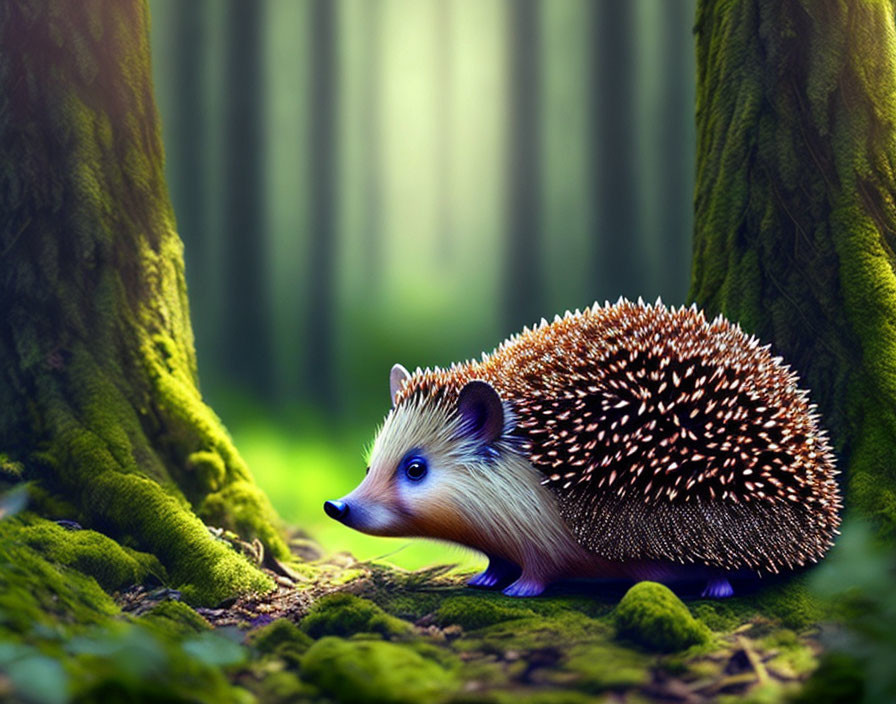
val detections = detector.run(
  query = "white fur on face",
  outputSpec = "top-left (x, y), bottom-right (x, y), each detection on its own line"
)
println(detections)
top-left (343, 395), bottom-right (587, 581)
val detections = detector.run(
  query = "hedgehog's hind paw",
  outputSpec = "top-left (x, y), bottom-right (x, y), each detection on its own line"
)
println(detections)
top-left (502, 576), bottom-right (546, 598)
top-left (701, 576), bottom-right (734, 598)
top-left (468, 556), bottom-right (521, 589)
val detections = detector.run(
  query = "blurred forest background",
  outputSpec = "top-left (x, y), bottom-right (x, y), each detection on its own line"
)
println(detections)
top-left (147, 0), bottom-right (697, 569)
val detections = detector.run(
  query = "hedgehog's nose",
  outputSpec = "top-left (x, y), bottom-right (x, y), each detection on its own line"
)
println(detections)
top-left (324, 500), bottom-right (349, 521)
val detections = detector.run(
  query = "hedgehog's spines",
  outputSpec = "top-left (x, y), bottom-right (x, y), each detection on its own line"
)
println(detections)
top-left (391, 300), bottom-right (841, 576)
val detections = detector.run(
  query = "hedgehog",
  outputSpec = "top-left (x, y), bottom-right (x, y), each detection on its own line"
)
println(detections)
top-left (324, 299), bottom-right (841, 598)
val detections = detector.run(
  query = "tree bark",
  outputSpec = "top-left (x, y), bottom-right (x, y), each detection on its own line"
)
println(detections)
top-left (691, 0), bottom-right (896, 539)
top-left (0, 0), bottom-right (286, 604)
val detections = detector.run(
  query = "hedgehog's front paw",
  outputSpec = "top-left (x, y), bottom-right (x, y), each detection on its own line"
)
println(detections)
top-left (468, 556), bottom-right (521, 589)
top-left (502, 577), bottom-right (545, 598)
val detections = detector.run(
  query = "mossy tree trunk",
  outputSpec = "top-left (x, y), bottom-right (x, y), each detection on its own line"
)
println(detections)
top-left (691, 0), bottom-right (896, 540)
top-left (0, 0), bottom-right (287, 604)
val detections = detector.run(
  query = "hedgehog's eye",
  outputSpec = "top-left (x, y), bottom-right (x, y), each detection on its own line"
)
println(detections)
top-left (365, 466), bottom-right (370, 475)
top-left (404, 457), bottom-right (428, 482)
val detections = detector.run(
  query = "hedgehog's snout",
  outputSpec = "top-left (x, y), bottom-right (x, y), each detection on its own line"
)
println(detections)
top-left (323, 499), bottom-right (349, 521)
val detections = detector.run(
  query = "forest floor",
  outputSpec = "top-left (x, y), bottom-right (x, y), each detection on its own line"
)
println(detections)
top-left (102, 529), bottom-right (837, 704)
top-left (2, 502), bottom-right (875, 703)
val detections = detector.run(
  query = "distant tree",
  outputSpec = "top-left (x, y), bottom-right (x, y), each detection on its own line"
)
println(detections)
top-left (0, 0), bottom-right (285, 604)
top-left (360, 0), bottom-right (383, 294)
top-left (657, 0), bottom-right (695, 303)
top-left (504, 0), bottom-right (542, 332)
top-left (435, 0), bottom-right (454, 262)
top-left (222, 0), bottom-right (273, 397)
top-left (690, 0), bottom-right (896, 539)
top-left (589, 0), bottom-right (640, 298)
top-left (307, 0), bottom-right (338, 410)
top-left (170, 0), bottom-right (207, 287)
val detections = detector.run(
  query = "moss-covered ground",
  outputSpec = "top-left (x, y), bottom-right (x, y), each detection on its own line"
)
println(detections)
top-left (3, 500), bottom-right (867, 704)
top-left (2, 407), bottom-right (885, 702)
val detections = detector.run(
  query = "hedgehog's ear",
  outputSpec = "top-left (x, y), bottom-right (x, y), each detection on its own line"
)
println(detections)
top-left (457, 380), bottom-right (504, 444)
top-left (390, 363), bottom-right (410, 407)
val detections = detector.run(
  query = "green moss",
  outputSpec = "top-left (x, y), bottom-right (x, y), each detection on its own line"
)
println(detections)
top-left (614, 582), bottom-right (710, 652)
top-left (559, 642), bottom-right (651, 692)
top-left (301, 637), bottom-right (457, 704)
top-left (143, 332), bottom-right (290, 563)
top-left (758, 629), bottom-right (816, 679)
top-left (742, 579), bottom-right (825, 630)
top-left (689, 577), bottom-right (826, 634)
top-left (0, 0), bottom-right (287, 612)
top-left (12, 514), bottom-right (164, 591)
top-left (249, 618), bottom-right (312, 666)
top-left (691, 0), bottom-right (896, 542)
top-left (301, 593), bottom-right (414, 639)
top-left (484, 693), bottom-right (600, 704)
top-left (456, 612), bottom-right (609, 655)
top-left (434, 595), bottom-right (538, 631)
top-left (139, 601), bottom-right (211, 638)
top-left (0, 520), bottom-right (118, 634)
top-left (690, 601), bottom-right (745, 633)
top-left (368, 589), bottom-right (448, 622)
top-left (24, 483), bottom-right (79, 521)
top-left (248, 669), bottom-right (317, 704)
top-left (186, 451), bottom-right (226, 491)
top-left (0, 453), bottom-right (23, 480)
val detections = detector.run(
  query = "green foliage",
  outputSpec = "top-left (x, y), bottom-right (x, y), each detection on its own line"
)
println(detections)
top-left (300, 592), bottom-right (413, 639)
top-left (301, 636), bottom-right (457, 704)
top-left (793, 653), bottom-right (865, 704)
top-left (65, 624), bottom-right (249, 704)
top-left (0, 643), bottom-right (68, 704)
top-left (613, 582), bottom-right (710, 652)
top-left (806, 521), bottom-right (896, 703)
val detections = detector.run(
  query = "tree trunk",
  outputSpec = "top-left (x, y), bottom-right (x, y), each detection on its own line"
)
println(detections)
top-left (170, 0), bottom-right (213, 376)
top-left (691, 0), bottom-right (896, 540)
top-left (306, 0), bottom-right (338, 411)
top-left (0, 0), bottom-right (287, 604)
top-left (435, 0), bottom-right (454, 263)
top-left (658, 0), bottom-right (695, 303)
top-left (222, 0), bottom-right (273, 398)
top-left (589, 0), bottom-right (640, 298)
top-left (504, 0), bottom-right (542, 333)
top-left (360, 0), bottom-right (383, 296)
